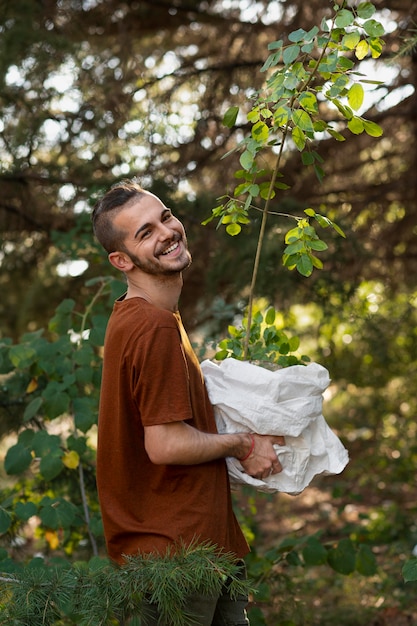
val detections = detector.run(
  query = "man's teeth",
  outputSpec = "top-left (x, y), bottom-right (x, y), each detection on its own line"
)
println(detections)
top-left (162, 242), bottom-right (179, 255)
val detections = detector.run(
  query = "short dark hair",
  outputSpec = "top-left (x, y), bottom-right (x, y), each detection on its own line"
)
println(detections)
top-left (92, 179), bottom-right (146, 253)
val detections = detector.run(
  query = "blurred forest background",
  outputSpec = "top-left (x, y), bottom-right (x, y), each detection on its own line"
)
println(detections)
top-left (1, 0), bottom-right (417, 624)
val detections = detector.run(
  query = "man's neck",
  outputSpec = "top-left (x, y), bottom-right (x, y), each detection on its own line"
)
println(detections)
top-left (125, 272), bottom-right (183, 312)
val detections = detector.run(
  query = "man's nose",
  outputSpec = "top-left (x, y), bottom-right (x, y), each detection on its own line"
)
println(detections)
top-left (157, 222), bottom-right (174, 240)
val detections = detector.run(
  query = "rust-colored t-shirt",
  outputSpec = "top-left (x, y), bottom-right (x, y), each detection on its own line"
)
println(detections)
top-left (96, 296), bottom-right (249, 564)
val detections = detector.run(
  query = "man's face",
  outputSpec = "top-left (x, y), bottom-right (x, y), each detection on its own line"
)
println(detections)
top-left (112, 192), bottom-right (192, 276)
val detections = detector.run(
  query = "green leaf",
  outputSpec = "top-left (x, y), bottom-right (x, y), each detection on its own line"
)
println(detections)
top-left (42, 386), bottom-right (70, 419)
top-left (268, 39), bottom-right (283, 51)
top-left (74, 397), bottom-right (97, 433)
top-left (327, 539), bottom-right (356, 575)
top-left (226, 223), bottom-right (242, 236)
top-left (273, 106), bottom-right (290, 126)
top-left (39, 503), bottom-right (59, 529)
top-left (348, 83), bottom-right (364, 111)
top-left (251, 121), bottom-right (269, 143)
top-left (288, 28), bottom-right (307, 43)
top-left (239, 150), bottom-right (253, 171)
top-left (284, 240), bottom-right (305, 255)
top-left (23, 396), bottom-right (43, 422)
top-left (302, 537), bottom-right (328, 566)
top-left (40, 453), bottom-right (64, 481)
top-left (311, 254), bottom-right (324, 269)
top-left (0, 507), bottom-right (12, 534)
top-left (9, 343), bottom-right (37, 368)
top-left (301, 151), bottom-right (315, 165)
top-left (223, 106), bottom-right (239, 128)
top-left (356, 544), bottom-right (377, 576)
top-left (215, 350), bottom-right (229, 361)
top-left (342, 32), bottom-right (361, 50)
top-left (363, 19), bottom-right (385, 37)
top-left (335, 9), bottom-right (354, 28)
top-left (357, 2), bottom-right (376, 19)
top-left (261, 51), bottom-right (282, 72)
top-left (347, 116), bottom-right (364, 134)
top-left (15, 501), bottom-right (38, 521)
top-left (309, 239), bottom-right (328, 251)
top-left (247, 109), bottom-right (260, 124)
top-left (292, 126), bottom-right (306, 151)
top-left (298, 92), bottom-right (318, 114)
top-left (327, 128), bottom-right (346, 141)
top-left (292, 109), bottom-right (314, 133)
top-left (283, 44), bottom-right (300, 65)
top-left (32, 430), bottom-right (61, 456)
top-left (355, 40), bottom-right (369, 60)
top-left (369, 37), bottom-right (383, 59)
top-left (4, 443), bottom-right (32, 475)
top-left (296, 254), bottom-right (313, 277)
top-left (402, 558), bottom-right (417, 582)
top-left (89, 314), bottom-right (109, 347)
top-left (363, 119), bottom-right (383, 137)
top-left (265, 308), bottom-right (276, 325)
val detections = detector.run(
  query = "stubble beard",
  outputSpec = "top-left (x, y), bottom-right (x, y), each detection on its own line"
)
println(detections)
top-left (129, 245), bottom-right (192, 277)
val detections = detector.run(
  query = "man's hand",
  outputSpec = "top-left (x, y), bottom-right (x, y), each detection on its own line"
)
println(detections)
top-left (239, 434), bottom-right (285, 480)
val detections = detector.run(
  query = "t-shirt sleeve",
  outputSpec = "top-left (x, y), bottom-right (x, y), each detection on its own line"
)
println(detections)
top-left (131, 324), bottom-right (194, 427)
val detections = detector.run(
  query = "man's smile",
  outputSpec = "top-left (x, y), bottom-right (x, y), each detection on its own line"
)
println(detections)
top-left (160, 240), bottom-right (180, 256)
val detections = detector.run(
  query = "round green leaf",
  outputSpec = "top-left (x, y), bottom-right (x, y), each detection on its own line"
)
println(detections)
top-left (292, 109), bottom-right (314, 133)
top-left (251, 121), bottom-right (269, 143)
top-left (335, 9), bottom-right (354, 28)
top-left (4, 443), bottom-right (32, 475)
top-left (356, 544), bottom-right (377, 576)
top-left (40, 453), bottom-right (64, 481)
top-left (226, 223), bottom-right (242, 236)
top-left (15, 501), bottom-right (38, 521)
top-left (303, 537), bottom-right (328, 566)
top-left (283, 44), bottom-right (300, 65)
top-left (347, 117), bottom-right (364, 135)
top-left (348, 83), bottom-right (364, 111)
top-left (357, 2), bottom-right (376, 19)
top-left (327, 539), bottom-right (356, 575)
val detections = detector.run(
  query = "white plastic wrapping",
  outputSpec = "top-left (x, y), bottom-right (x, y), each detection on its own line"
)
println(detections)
top-left (201, 358), bottom-right (349, 495)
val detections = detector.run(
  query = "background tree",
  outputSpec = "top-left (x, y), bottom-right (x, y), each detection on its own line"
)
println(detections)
top-left (1, 1), bottom-right (417, 623)
top-left (0, 0), bottom-right (416, 337)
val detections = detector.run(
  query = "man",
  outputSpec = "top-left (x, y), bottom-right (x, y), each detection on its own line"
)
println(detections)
top-left (92, 179), bottom-right (285, 625)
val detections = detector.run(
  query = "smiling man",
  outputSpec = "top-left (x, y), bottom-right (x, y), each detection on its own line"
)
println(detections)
top-left (92, 179), bottom-right (284, 626)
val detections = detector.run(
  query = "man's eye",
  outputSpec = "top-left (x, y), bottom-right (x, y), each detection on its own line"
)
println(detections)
top-left (142, 229), bottom-right (151, 239)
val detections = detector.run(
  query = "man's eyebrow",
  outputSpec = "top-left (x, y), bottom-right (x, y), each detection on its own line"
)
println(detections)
top-left (133, 209), bottom-right (171, 239)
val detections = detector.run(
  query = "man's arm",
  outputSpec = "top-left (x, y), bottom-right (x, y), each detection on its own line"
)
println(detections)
top-left (144, 421), bottom-right (285, 480)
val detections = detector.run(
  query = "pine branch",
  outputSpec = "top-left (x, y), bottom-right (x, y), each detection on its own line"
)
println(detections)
top-left (0, 541), bottom-right (252, 626)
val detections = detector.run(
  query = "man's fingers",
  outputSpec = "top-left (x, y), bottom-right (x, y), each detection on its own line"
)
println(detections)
top-left (273, 435), bottom-right (286, 446)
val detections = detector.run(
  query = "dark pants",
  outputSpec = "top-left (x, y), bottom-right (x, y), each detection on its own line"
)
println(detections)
top-left (140, 563), bottom-right (250, 626)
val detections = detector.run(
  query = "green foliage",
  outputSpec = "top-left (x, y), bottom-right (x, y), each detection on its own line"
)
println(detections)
top-left (214, 305), bottom-right (310, 366)
top-left (203, 1), bottom-right (383, 278)
top-left (0, 278), bottom-right (120, 558)
top-left (0, 541), bottom-right (251, 626)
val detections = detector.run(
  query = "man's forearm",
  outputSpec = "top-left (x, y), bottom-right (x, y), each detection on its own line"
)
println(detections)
top-left (144, 421), bottom-right (252, 465)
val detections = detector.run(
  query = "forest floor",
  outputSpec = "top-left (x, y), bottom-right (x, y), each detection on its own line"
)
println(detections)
top-left (237, 461), bottom-right (417, 626)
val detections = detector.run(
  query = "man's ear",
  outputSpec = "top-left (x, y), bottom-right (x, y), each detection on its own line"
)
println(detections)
top-left (108, 251), bottom-right (134, 272)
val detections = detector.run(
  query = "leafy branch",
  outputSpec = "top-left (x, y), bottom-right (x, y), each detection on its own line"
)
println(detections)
top-left (203, 1), bottom-right (385, 359)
